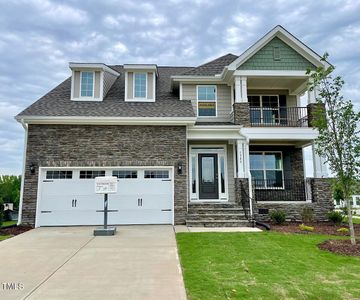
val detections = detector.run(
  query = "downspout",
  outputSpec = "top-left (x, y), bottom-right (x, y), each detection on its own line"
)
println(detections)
top-left (17, 119), bottom-right (28, 226)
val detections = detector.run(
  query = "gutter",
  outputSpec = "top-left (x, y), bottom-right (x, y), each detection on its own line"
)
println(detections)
top-left (15, 116), bottom-right (197, 126)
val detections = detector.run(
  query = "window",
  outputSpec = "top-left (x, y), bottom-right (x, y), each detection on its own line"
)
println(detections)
top-left (134, 73), bottom-right (147, 98)
top-left (46, 170), bottom-right (72, 179)
top-left (144, 170), bottom-right (169, 179)
top-left (112, 170), bottom-right (137, 179)
top-left (80, 72), bottom-right (94, 97)
top-left (191, 156), bottom-right (196, 193)
top-left (197, 85), bottom-right (216, 117)
top-left (249, 95), bottom-right (280, 124)
top-left (250, 152), bottom-right (283, 189)
top-left (79, 170), bottom-right (105, 179)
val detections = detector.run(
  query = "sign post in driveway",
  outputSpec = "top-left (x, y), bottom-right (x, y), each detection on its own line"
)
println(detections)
top-left (94, 176), bottom-right (118, 236)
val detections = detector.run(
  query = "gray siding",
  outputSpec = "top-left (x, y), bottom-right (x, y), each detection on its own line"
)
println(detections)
top-left (103, 71), bottom-right (117, 98)
top-left (73, 71), bottom-right (80, 98)
top-left (94, 71), bottom-right (101, 98)
top-left (182, 84), bottom-right (232, 122)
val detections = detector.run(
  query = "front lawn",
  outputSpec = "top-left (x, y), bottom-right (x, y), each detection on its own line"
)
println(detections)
top-left (0, 235), bottom-right (11, 242)
top-left (177, 232), bottom-right (360, 300)
top-left (344, 217), bottom-right (360, 225)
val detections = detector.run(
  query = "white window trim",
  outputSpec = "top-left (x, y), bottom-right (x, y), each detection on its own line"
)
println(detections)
top-left (250, 151), bottom-right (284, 190)
top-left (189, 145), bottom-right (228, 202)
top-left (79, 71), bottom-right (95, 100)
top-left (125, 71), bottom-right (156, 102)
top-left (196, 85), bottom-right (217, 118)
top-left (133, 72), bottom-right (147, 99)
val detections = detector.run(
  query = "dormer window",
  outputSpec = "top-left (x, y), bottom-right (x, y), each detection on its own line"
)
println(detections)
top-left (134, 73), bottom-right (147, 98)
top-left (124, 64), bottom-right (157, 102)
top-left (80, 71), bottom-right (94, 97)
top-left (69, 63), bottom-right (120, 101)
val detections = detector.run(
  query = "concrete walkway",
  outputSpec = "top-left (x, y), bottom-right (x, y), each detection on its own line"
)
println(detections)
top-left (0, 226), bottom-right (186, 300)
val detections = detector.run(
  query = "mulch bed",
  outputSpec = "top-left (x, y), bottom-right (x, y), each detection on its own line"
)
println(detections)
top-left (0, 225), bottom-right (33, 236)
top-left (268, 222), bottom-right (360, 236)
top-left (318, 239), bottom-right (360, 257)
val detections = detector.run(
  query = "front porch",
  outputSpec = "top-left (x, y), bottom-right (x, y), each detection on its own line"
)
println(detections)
top-left (186, 127), bottom-right (332, 225)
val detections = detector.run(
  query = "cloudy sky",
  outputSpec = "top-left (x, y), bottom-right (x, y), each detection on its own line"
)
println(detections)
top-left (0, 0), bottom-right (359, 175)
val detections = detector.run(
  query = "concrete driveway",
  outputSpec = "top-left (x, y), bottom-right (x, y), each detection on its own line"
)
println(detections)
top-left (0, 226), bottom-right (186, 300)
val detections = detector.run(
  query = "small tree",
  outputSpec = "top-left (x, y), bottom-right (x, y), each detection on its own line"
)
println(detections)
top-left (307, 54), bottom-right (360, 245)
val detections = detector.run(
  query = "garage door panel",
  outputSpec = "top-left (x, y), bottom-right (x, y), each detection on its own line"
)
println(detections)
top-left (38, 168), bottom-right (173, 226)
top-left (108, 210), bottom-right (172, 225)
top-left (39, 211), bottom-right (102, 226)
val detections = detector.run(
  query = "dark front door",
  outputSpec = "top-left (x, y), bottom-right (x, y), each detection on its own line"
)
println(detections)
top-left (199, 154), bottom-right (218, 199)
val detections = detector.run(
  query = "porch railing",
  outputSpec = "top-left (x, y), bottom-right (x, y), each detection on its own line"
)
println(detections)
top-left (250, 106), bottom-right (308, 127)
top-left (253, 178), bottom-right (310, 202)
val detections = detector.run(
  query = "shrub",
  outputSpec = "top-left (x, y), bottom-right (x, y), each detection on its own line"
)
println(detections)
top-left (300, 207), bottom-right (314, 223)
top-left (327, 211), bottom-right (344, 224)
top-left (270, 210), bottom-right (286, 225)
top-left (299, 224), bottom-right (314, 232)
top-left (337, 227), bottom-right (349, 233)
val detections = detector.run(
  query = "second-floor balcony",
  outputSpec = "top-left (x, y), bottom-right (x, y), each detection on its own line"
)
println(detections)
top-left (250, 106), bottom-right (309, 127)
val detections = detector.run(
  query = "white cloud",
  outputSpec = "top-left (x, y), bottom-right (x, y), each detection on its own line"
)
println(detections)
top-left (27, 0), bottom-right (89, 24)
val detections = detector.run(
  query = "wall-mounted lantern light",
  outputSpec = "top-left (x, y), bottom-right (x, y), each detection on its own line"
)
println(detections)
top-left (177, 161), bottom-right (183, 175)
top-left (29, 163), bottom-right (36, 175)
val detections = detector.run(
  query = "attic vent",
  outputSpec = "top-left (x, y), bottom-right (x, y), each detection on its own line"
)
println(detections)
top-left (273, 46), bottom-right (281, 61)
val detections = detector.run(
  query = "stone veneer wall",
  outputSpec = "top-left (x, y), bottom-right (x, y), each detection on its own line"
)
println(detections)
top-left (21, 125), bottom-right (187, 226)
top-left (254, 178), bottom-right (333, 222)
top-left (233, 103), bottom-right (250, 126)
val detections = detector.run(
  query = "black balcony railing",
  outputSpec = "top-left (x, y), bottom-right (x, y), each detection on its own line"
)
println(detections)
top-left (253, 178), bottom-right (309, 202)
top-left (250, 106), bottom-right (308, 127)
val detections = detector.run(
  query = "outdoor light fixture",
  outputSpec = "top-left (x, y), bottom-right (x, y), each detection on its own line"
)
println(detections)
top-left (177, 161), bottom-right (183, 175)
top-left (29, 163), bottom-right (36, 175)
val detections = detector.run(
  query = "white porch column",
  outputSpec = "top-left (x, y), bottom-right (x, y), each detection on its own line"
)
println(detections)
top-left (236, 139), bottom-right (249, 178)
top-left (312, 144), bottom-right (328, 178)
top-left (234, 76), bottom-right (248, 103)
top-left (307, 85), bottom-right (320, 104)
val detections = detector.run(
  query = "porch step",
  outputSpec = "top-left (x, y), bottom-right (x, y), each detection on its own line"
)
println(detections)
top-left (188, 208), bottom-right (246, 215)
top-left (186, 219), bottom-right (251, 227)
top-left (186, 213), bottom-right (246, 221)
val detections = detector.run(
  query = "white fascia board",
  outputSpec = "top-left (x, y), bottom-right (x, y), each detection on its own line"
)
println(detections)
top-left (241, 127), bottom-right (318, 141)
top-left (16, 116), bottom-right (196, 126)
top-left (227, 25), bottom-right (330, 71)
top-left (123, 64), bottom-right (157, 70)
top-left (187, 126), bottom-right (244, 140)
top-left (69, 63), bottom-right (120, 76)
top-left (171, 76), bottom-right (223, 83)
top-left (234, 70), bottom-right (309, 78)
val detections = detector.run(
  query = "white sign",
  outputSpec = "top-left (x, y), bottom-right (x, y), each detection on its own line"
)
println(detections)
top-left (95, 176), bottom-right (118, 194)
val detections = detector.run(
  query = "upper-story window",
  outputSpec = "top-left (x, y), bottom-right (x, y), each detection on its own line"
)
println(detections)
top-left (134, 73), bottom-right (147, 98)
top-left (197, 85), bottom-right (217, 117)
top-left (80, 71), bottom-right (94, 97)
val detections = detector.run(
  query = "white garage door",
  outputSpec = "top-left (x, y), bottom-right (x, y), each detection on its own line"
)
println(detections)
top-left (37, 168), bottom-right (173, 226)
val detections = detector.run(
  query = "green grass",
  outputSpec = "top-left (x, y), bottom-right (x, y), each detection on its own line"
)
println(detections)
top-left (176, 232), bottom-right (360, 300)
top-left (0, 235), bottom-right (11, 242)
top-left (1, 220), bottom-right (17, 228)
top-left (344, 217), bottom-right (360, 225)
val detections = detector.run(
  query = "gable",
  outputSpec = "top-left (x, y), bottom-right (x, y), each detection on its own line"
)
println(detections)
top-left (237, 37), bottom-right (316, 71)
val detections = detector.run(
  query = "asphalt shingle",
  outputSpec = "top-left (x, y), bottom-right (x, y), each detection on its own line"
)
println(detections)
top-left (17, 66), bottom-right (196, 119)
top-left (181, 53), bottom-right (238, 76)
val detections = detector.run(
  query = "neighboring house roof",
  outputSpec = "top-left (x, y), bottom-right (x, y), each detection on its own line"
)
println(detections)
top-left (16, 66), bottom-right (196, 119)
top-left (182, 53), bottom-right (238, 76)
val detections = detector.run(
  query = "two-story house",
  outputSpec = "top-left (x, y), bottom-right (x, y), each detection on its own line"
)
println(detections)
top-left (16, 25), bottom-right (333, 227)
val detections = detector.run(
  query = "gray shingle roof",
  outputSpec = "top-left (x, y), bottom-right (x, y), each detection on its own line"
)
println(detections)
top-left (181, 53), bottom-right (238, 76)
top-left (17, 66), bottom-right (196, 119)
